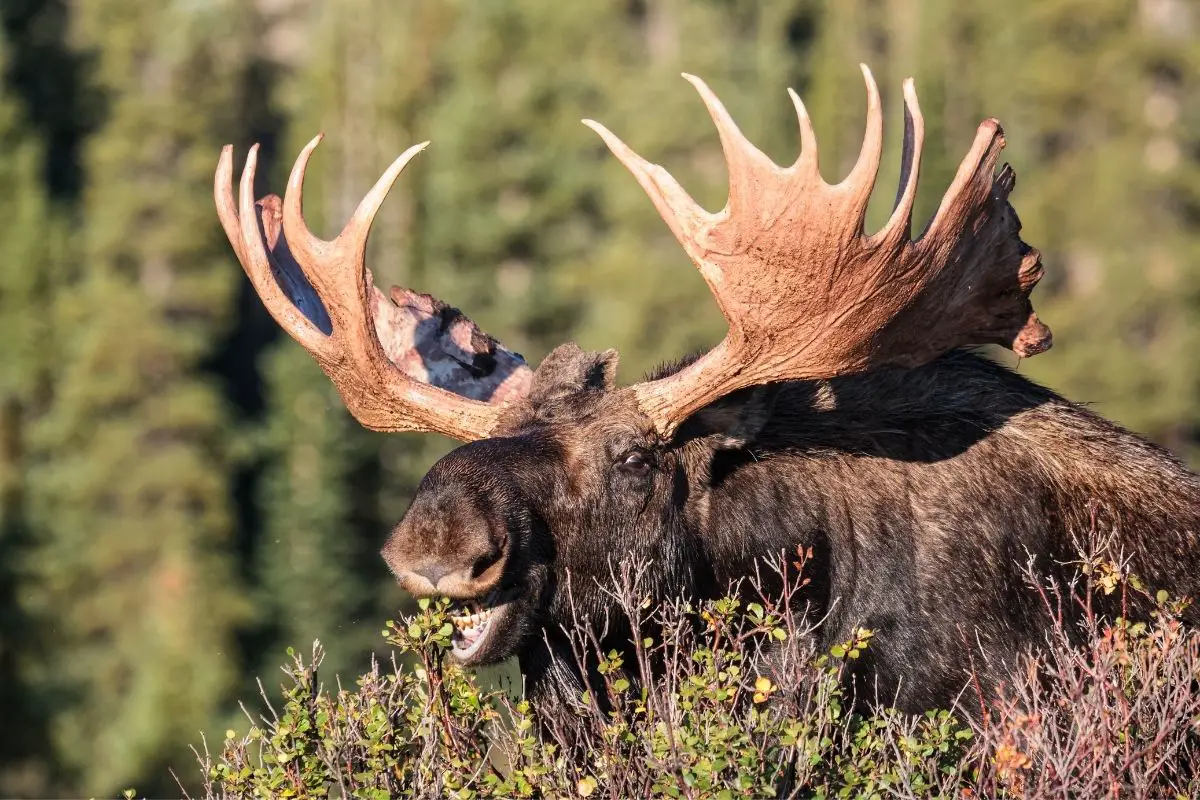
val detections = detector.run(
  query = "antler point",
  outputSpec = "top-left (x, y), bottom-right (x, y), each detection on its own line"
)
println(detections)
top-left (581, 119), bottom-right (628, 155)
top-left (302, 133), bottom-right (324, 152)
top-left (681, 72), bottom-right (709, 93)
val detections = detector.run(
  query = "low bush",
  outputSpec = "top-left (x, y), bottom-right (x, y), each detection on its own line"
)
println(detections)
top-left (194, 542), bottom-right (1200, 799)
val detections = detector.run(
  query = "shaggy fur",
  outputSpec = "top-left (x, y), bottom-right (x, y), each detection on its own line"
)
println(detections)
top-left (381, 345), bottom-right (1200, 712)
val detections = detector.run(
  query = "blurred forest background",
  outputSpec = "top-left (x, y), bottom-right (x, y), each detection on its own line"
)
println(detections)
top-left (0, 0), bottom-right (1197, 795)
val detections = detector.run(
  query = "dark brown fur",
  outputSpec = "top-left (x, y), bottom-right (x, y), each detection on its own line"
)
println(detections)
top-left (382, 345), bottom-right (1200, 712)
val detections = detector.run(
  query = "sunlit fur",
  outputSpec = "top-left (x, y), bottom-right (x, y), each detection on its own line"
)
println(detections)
top-left (382, 345), bottom-right (1200, 712)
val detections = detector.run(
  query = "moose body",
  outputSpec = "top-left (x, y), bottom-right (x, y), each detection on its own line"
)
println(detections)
top-left (215, 66), bottom-right (1199, 719)
top-left (382, 347), bottom-right (1200, 712)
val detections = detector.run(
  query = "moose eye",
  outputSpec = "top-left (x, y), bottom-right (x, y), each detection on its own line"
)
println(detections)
top-left (617, 450), bottom-right (653, 477)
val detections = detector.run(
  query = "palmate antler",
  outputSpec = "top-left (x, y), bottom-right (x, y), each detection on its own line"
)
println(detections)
top-left (215, 136), bottom-right (531, 442)
top-left (588, 65), bottom-right (1051, 437)
top-left (216, 65), bottom-right (1049, 444)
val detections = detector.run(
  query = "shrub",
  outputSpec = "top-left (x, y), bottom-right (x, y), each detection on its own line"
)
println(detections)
top-left (194, 543), bottom-right (1200, 799)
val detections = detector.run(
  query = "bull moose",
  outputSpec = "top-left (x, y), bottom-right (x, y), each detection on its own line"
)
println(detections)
top-left (214, 67), bottom-right (1200, 713)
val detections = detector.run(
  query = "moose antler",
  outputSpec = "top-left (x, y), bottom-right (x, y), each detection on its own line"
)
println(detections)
top-left (215, 136), bottom-right (531, 441)
top-left (586, 65), bottom-right (1050, 437)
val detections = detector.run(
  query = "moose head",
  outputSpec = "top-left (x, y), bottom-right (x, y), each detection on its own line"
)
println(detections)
top-left (215, 66), bottom-right (1079, 704)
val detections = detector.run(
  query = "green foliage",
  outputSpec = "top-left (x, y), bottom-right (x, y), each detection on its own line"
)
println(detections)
top-left (201, 555), bottom-right (1200, 800)
top-left (10, 2), bottom-right (258, 791)
top-left (0, 22), bottom-right (64, 795)
top-left (202, 595), bottom-right (977, 799)
top-left (254, 345), bottom-right (384, 679)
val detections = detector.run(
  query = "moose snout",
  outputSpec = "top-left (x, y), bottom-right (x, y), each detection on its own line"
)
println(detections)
top-left (381, 510), bottom-right (509, 598)
top-left (413, 562), bottom-right (451, 588)
top-left (387, 547), bottom-right (505, 597)
top-left (384, 445), bottom-right (524, 598)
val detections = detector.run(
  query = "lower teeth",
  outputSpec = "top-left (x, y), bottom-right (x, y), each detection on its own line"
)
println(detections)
top-left (456, 621), bottom-right (487, 648)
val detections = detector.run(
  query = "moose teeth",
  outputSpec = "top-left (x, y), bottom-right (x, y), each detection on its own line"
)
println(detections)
top-left (447, 587), bottom-right (519, 628)
top-left (450, 607), bottom-right (494, 629)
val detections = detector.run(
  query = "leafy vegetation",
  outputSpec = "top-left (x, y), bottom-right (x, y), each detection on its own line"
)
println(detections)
top-left (198, 546), bottom-right (1200, 799)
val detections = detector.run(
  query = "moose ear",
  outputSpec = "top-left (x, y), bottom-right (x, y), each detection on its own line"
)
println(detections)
top-left (674, 383), bottom-right (778, 450)
top-left (529, 343), bottom-right (620, 403)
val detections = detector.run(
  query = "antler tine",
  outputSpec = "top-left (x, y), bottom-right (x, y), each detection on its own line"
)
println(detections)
top-left (215, 143), bottom-right (328, 355)
top-left (786, 86), bottom-right (819, 177)
top-left (343, 141), bottom-right (430, 257)
top-left (216, 139), bottom-right (529, 441)
top-left (681, 73), bottom-right (780, 211)
top-left (582, 117), bottom-right (713, 262)
top-left (840, 64), bottom-right (884, 217)
top-left (281, 135), bottom-right (333, 295)
top-left (925, 117), bottom-right (1008, 245)
top-left (280, 135), bottom-right (430, 350)
top-left (595, 68), bottom-right (1051, 438)
top-left (879, 78), bottom-right (925, 243)
top-left (214, 146), bottom-right (248, 265)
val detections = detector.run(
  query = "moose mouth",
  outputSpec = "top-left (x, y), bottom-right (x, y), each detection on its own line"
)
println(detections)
top-left (448, 586), bottom-right (521, 662)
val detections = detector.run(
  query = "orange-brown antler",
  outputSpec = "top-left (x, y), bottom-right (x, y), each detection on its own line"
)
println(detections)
top-left (586, 65), bottom-right (1050, 437)
top-left (215, 136), bottom-right (531, 441)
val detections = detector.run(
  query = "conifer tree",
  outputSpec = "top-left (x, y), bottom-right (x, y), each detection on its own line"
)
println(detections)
top-left (0, 24), bottom-right (64, 796)
top-left (249, 0), bottom-right (423, 682)
top-left (995, 0), bottom-right (1200, 455)
top-left (20, 2), bottom-right (255, 792)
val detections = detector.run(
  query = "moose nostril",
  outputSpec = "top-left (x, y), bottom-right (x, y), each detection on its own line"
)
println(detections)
top-left (414, 563), bottom-right (451, 588)
top-left (472, 545), bottom-right (505, 578)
